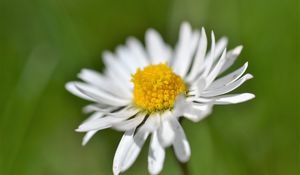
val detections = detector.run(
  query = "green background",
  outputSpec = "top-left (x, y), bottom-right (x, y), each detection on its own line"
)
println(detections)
top-left (0, 0), bottom-right (299, 174)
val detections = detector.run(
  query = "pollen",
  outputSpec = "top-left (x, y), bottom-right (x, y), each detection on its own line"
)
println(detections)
top-left (132, 63), bottom-right (187, 112)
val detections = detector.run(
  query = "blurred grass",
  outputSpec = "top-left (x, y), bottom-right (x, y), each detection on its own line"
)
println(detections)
top-left (0, 0), bottom-right (299, 175)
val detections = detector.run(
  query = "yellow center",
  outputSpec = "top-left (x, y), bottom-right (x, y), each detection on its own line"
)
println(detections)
top-left (132, 63), bottom-right (187, 112)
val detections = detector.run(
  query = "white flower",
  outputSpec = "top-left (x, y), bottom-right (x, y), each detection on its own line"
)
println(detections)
top-left (66, 22), bottom-right (254, 175)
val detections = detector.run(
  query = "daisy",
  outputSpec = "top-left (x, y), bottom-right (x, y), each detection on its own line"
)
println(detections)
top-left (66, 22), bottom-right (254, 175)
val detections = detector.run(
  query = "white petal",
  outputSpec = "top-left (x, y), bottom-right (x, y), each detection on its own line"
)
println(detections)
top-left (80, 113), bottom-right (105, 145)
top-left (116, 46), bottom-right (139, 74)
top-left (187, 34), bottom-right (228, 82)
top-left (205, 49), bottom-right (227, 87)
top-left (76, 116), bottom-right (116, 132)
top-left (120, 128), bottom-right (150, 172)
top-left (146, 29), bottom-right (171, 64)
top-left (186, 27), bottom-right (208, 82)
top-left (78, 69), bottom-right (104, 87)
top-left (206, 93), bottom-right (255, 104)
top-left (208, 62), bottom-right (248, 90)
top-left (203, 37), bottom-right (228, 70)
top-left (183, 103), bottom-right (212, 122)
top-left (82, 104), bottom-right (114, 114)
top-left (172, 95), bottom-right (188, 117)
top-left (101, 106), bottom-right (139, 117)
top-left (139, 113), bottom-right (161, 133)
top-left (211, 37), bottom-right (228, 63)
top-left (189, 78), bottom-right (207, 97)
top-left (83, 104), bottom-right (127, 115)
top-left (83, 111), bottom-right (104, 122)
top-left (113, 115), bottom-right (161, 174)
top-left (104, 70), bottom-right (133, 97)
top-left (219, 45), bottom-right (243, 74)
top-left (157, 120), bottom-right (175, 147)
top-left (82, 130), bottom-right (98, 146)
top-left (169, 118), bottom-right (191, 163)
top-left (202, 74), bottom-right (253, 97)
top-left (77, 108), bottom-right (139, 132)
top-left (113, 129), bottom-right (135, 175)
top-left (112, 113), bottom-right (146, 131)
top-left (179, 30), bottom-right (200, 77)
top-left (126, 37), bottom-right (149, 67)
top-left (78, 69), bottom-right (131, 99)
top-left (202, 31), bottom-right (216, 77)
top-left (102, 52), bottom-right (133, 94)
top-left (172, 22), bottom-right (191, 71)
top-left (73, 82), bottom-right (130, 106)
top-left (148, 131), bottom-right (165, 175)
top-left (103, 51), bottom-right (132, 88)
top-left (174, 96), bottom-right (212, 122)
top-left (65, 82), bottom-right (94, 101)
top-left (173, 22), bottom-right (199, 77)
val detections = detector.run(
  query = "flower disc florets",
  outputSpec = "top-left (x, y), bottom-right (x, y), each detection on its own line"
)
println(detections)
top-left (132, 63), bottom-right (187, 112)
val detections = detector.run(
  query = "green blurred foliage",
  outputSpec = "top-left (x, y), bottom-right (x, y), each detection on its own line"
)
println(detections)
top-left (0, 0), bottom-right (299, 174)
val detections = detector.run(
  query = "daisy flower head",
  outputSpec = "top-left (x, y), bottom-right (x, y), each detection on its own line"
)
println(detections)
top-left (66, 22), bottom-right (255, 175)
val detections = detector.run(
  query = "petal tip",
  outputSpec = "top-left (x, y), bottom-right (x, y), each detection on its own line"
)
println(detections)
top-left (247, 93), bottom-right (256, 100)
top-left (75, 128), bottom-right (82, 132)
top-left (243, 73), bottom-right (254, 80)
top-left (65, 82), bottom-right (75, 91)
